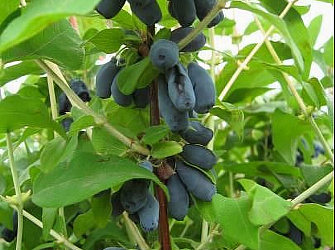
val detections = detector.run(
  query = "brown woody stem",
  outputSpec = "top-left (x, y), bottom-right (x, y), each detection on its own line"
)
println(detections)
top-left (147, 24), bottom-right (171, 250)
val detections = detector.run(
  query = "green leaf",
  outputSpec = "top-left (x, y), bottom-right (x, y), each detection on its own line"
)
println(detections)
top-left (0, 0), bottom-right (101, 53)
top-left (82, 222), bottom-right (130, 249)
top-left (287, 209), bottom-right (312, 236)
top-left (308, 15), bottom-right (323, 47)
top-left (0, 61), bottom-right (43, 87)
top-left (225, 87), bottom-right (273, 104)
top-left (142, 125), bottom-right (170, 145)
top-left (0, 0), bottom-right (19, 25)
top-left (91, 189), bottom-right (112, 228)
top-left (300, 164), bottom-right (333, 189)
top-left (197, 194), bottom-right (259, 249)
top-left (0, 95), bottom-right (64, 135)
top-left (262, 63), bottom-right (302, 82)
top-left (87, 28), bottom-right (125, 53)
top-left (2, 20), bottom-right (84, 70)
top-left (323, 37), bottom-right (334, 67)
top-left (73, 210), bottom-right (96, 237)
top-left (117, 57), bottom-right (160, 95)
top-left (91, 127), bottom-right (127, 156)
top-left (151, 141), bottom-right (182, 159)
top-left (68, 115), bottom-right (95, 136)
top-left (111, 9), bottom-right (135, 30)
top-left (105, 102), bottom-right (150, 136)
top-left (40, 137), bottom-right (66, 173)
top-left (259, 0), bottom-right (312, 77)
top-left (230, 1), bottom-right (304, 72)
top-left (239, 179), bottom-right (291, 225)
top-left (301, 78), bottom-right (327, 108)
top-left (271, 109), bottom-right (312, 164)
top-left (259, 230), bottom-right (300, 250)
top-left (32, 151), bottom-right (167, 207)
top-left (298, 203), bottom-right (334, 245)
top-left (211, 102), bottom-right (244, 139)
top-left (42, 208), bottom-right (57, 240)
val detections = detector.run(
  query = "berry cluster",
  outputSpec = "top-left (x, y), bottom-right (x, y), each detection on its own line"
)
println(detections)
top-left (168, 0), bottom-right (224, 28)
top-left (167, 122), bottom-right (216, 221)
top-left (111, 161), bottom-right (160, 232)
top-left (96, 0), bottom-right (224, 28)
top-left (96, 57), bottom-right (150, 108)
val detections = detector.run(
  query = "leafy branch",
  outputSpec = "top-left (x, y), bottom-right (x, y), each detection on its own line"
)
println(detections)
top-left (247, 2), bottom-right (334, 163)
top-left (35, 59), bottom-right (150, 156)
top-left (234, 171), bottom-right (334, 249)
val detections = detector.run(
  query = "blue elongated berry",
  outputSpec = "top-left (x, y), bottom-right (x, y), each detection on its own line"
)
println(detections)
top-left (176, 160), bottom-right (216, 201)
top-left (170, 27), bottom-right (206, 52)
top-left (120, 180), bottom-right (149, 214)
top-left (158, 75), bottom-right (189, 132)
top-left (138, 193), bottom-right (159, 232)
top-left (149, 39), bottom-right (179, 71)
top-left (96, 58), bottom-right (120, 99)
top-left (111, 73), bottom-right (133, 107)
top-left (188, 62), bottom-right (216, 114)
top-left (167, 174), bottom-right (189, 221)
top-left (166, 63), bottom-right (195, 111)
top-left (96, 0), bottom-right (126, 19)
top-left (180, 121), bottom-right (213, 146)
top-left (170, 0), bottom-right (196, 27)
top-left (180, 144), bottom-right (217, 170)
top-left (127, 0), bottom-right (162, 26)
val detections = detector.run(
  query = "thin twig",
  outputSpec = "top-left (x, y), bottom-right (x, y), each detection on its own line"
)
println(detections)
top-left (35, 59), bottom-right (150, 156)
top-left (6, 133), bottom-right (23, 250)
top-left (122, 212), bottom-right (150, 250)
top-left (22, 210), bottom-right (83, 250)
top-left (291, 171), bottom-right (334, 207)
top-left (218, 0), bottom-right (299, 101)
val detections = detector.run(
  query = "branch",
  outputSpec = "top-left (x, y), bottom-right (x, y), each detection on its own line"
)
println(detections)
top-left (6, 133), bottom-right (23, 250)
top-left (250, 8), bottom-right (334, 163)
top-left (218, 0), bottom-right (299, 101)
top-left (35, 59), bottom-right (150, 156)
top-left (291, 171), bottom-right (334, 207)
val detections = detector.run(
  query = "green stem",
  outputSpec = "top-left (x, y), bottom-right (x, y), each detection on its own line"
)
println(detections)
top-left (291, 171), bottom-right (334, 207)
top-left (47, 73), bottom-right (68, 238)
top-left (200, 221), bottom-right (209, 243)
top-left (122, 212), bottom-right (150, 250)
top-left (35, 59), bottom-right (150, 156)
top-left (47, 75), bottom-right (58, 121)
top-left (309, 117), bottom-right (334, 164)
top-left (6, 133), bottom-right (23, 250)
top-left (178, 0), bottom-right (227, 50)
